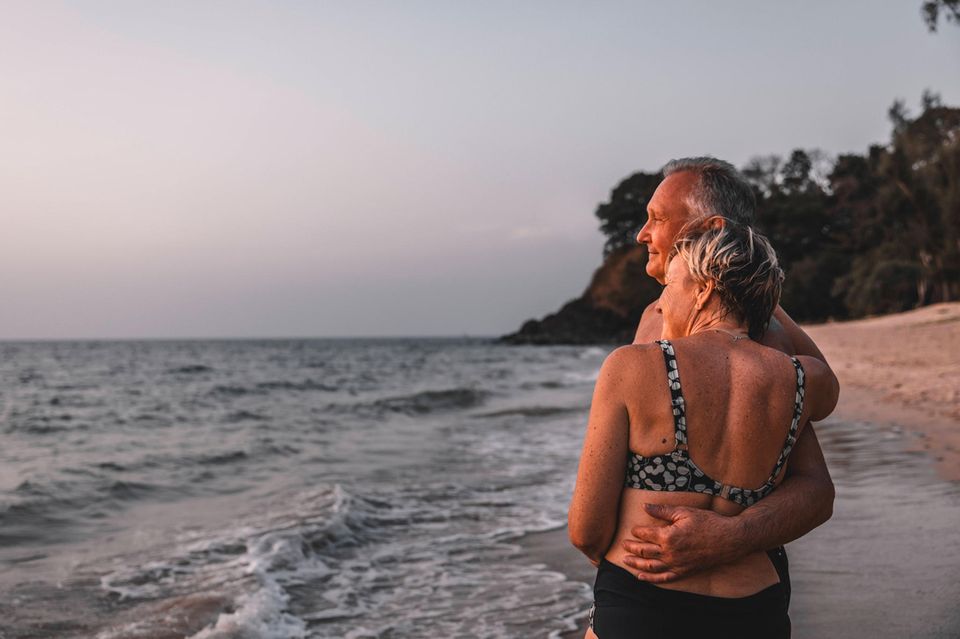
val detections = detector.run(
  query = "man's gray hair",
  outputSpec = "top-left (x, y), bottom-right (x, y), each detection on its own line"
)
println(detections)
top-left (662, 157), bottom-right (756, 225)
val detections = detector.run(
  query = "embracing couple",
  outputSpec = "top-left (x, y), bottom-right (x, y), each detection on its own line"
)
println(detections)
top-left (568, 158), bottom-right (840, 638)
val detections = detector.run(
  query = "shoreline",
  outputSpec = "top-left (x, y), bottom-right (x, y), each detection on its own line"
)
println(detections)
top-left (803, 302), bottom-right (960, 481)
top-left (517, 527), bottom-right (593, 639)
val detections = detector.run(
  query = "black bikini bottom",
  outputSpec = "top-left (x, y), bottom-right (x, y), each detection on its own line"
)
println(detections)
top-left (590, 553), bottom-right (791, 639)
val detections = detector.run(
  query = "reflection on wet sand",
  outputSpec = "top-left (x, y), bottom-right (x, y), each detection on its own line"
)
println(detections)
top-left (790, 416), bottom-right (960, 638)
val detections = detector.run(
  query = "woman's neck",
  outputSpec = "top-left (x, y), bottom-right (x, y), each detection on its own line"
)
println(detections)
top-left (685, 311), bottom-right (748, 339)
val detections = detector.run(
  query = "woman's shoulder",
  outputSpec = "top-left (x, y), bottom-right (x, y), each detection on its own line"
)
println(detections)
top-left (606, 341), bottom-right (666, 361)
top-left (665, 334), bottom-right (798, 379)
top-left (598, 342), bottom-right (666, 377)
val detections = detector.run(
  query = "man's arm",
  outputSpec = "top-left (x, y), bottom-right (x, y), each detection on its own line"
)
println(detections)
top-left (770, 306), bottom-right (828, 363)
top-left (620, 424), bottom-right (834, 581)
top-left (620, 305), bottom-right (836, 582)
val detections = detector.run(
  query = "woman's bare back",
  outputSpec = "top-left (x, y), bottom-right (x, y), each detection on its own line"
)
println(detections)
top-left (603, 332), bottom-right (818, 597)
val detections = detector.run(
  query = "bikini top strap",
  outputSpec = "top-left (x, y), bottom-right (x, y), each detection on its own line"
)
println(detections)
top-left (763, 356), bottom-right (806, 486)
top-left (656, 339), bottom-right (688, 449)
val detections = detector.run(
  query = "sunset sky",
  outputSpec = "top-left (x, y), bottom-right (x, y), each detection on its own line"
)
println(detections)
top-left (2, 1), bottom-right (958, 338)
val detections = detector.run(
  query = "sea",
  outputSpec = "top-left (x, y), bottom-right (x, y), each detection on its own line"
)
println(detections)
top-left (0, 338), bottom-right (603, 638)
top-left (1, 338), bottom-right (958, 639)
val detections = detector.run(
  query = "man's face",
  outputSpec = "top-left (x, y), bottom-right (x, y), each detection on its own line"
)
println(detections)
top-left (635, 171), bottom-right (698, 284)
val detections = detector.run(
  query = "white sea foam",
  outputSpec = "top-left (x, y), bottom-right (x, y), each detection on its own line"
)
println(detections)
top-left (187, 571), bottom-right (306, 639)
top-left (579, 346), bottom-right (609, 359)
top-left (7, 340), bottom-right (609, 638)
top-left (562, 368), bottom-right (601, 384)
top-left (97, 485), bottom-right (357, 638)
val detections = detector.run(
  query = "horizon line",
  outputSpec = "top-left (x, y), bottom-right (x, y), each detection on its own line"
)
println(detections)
top-left (0, 334), bottom-right (502, 343)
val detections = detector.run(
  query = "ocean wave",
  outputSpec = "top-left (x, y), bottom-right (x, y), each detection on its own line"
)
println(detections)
top-left (473, 405), bottom-right (585, 419)
top-left (372, 388), bottom-right (489, 415)
top-left (517, 372), bottom-right (599, 390)
top-left (97, 461), bottom-right (127, 472)
top-left (196, 450), bottom-right (249, 466)
top-left (3, 339), bottom-right (597, 637)
top-left (224, 410), bottom-right (268, 423)
top-left (562, 368), bottom-right (601, 385)
top-left (0, 474), bottom-right (176, 546)
top-left (257, 379), bottom-right (338, 393)
top-left (0, 480), bottom-right (86, 545)
top-left (168, 364), bottom-right (215, 374)
top-left (521, 379), bottom-right (565, 389)
top-left (107, 480), bottom-right (164, 500)
top-left (17, 370), bottom-right (44, 385)
top-left (0, 503), bottom-right (74, 545)
top-left (579, 346), bottom-right (609, 359)
top-left (210, 379), bottom-right (337, 398)
top-left (186, 578), bottom-right (307, 639)
top-left (3, 412), bottom-right (86, 435)
top-left (184, 441), bottom-right (297, 470)
top-left (85, 473), bottom-right (584, 638)
top-left (210, 384), bottom-right (253, 397)
top-left (96, 485), bottom-right (359, 638)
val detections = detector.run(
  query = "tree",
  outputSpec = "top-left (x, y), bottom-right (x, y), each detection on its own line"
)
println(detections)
top-left (921, 0), bottom-right (960, 31)
top-left (510, 94), bottom-right (960, 343)
top-left (742, 155), bottom-right (782, 198)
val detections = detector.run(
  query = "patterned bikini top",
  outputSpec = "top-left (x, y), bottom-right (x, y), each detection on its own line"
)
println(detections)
top-left (624, 339), bottom-right (806, 507)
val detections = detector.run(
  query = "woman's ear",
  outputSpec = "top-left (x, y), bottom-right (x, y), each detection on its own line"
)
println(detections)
top-left (695, 279), bottom-right (715, 310)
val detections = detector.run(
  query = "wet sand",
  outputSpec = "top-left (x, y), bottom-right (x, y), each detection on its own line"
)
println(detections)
top-left (804, 302), bottom-right (960, 480)
top-left (522, 304), bottom-right (960, 638)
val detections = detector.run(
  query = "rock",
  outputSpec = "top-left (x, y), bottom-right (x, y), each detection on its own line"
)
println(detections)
top-left (500, 244), bottom-right (662, 345)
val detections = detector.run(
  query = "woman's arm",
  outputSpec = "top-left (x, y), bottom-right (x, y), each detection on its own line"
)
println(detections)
top-left (568, 347), bottom-right (632, 565)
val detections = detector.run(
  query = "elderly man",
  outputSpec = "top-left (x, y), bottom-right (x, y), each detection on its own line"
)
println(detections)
top-left (619, 157), bottom-right (835, 592)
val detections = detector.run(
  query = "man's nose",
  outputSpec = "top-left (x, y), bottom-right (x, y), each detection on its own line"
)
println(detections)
top-left (636, 222), bottom-right (651, 244)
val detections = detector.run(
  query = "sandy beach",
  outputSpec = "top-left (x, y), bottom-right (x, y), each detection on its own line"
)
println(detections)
top-left (523, 303), bottom-right (960, 638)
top-left (805, 302), bottom-right (960, 480)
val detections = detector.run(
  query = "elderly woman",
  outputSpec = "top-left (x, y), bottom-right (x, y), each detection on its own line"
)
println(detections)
top-left (568, 224), bottom-right (839, 638)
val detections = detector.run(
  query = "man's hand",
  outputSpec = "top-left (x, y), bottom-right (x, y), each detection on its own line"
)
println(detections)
top-left (621, 426), bottom-right (834, 582)
top-left (620, 503), bottom-right (746, 583)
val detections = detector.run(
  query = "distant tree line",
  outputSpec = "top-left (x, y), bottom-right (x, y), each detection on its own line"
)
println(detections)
top-left (595, 93), bottom-right (960, 323)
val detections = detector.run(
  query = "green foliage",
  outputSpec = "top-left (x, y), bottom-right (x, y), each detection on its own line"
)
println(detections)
top-left (762, 96), bottom-right (959, 321)
top-left (837, 257), bottom-right (921, 316)
top-left (781, 252), bottom-right (849, 320)
top-left (508, 94), bottom-right (958, 344)
top-left (921, 0), bottom-right (960, 31)
top-left (590, 94), bottom-right (960, 324)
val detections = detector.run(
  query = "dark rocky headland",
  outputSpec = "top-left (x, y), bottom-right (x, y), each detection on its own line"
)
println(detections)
top-left (499, 244), bottom-right (660, 345)
top-left (501, 96), bottom-right (960, 345)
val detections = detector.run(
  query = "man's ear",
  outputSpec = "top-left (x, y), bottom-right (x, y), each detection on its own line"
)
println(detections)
top-left (703, 215), bottom-right (725, 230)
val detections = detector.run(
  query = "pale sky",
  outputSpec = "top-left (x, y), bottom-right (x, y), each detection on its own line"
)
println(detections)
top-left (1, 1), bottom-right (958, 338)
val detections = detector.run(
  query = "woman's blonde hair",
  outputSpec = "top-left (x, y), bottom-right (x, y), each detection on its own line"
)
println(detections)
top-left (671, 223), bottom-right (784, 339)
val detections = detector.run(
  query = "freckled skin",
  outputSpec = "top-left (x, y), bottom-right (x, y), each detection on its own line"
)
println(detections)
top-left (569, 169), bottom-right (837, 600)
top-left (571, 288), bottom-right (839, 598)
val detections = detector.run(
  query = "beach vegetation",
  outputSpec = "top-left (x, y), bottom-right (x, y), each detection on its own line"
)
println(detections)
top-left (592, 94), bottom-right (960, 325)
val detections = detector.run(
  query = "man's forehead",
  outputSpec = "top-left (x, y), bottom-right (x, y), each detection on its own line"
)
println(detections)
top-left (650, 171), bottom-right (697, 217)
